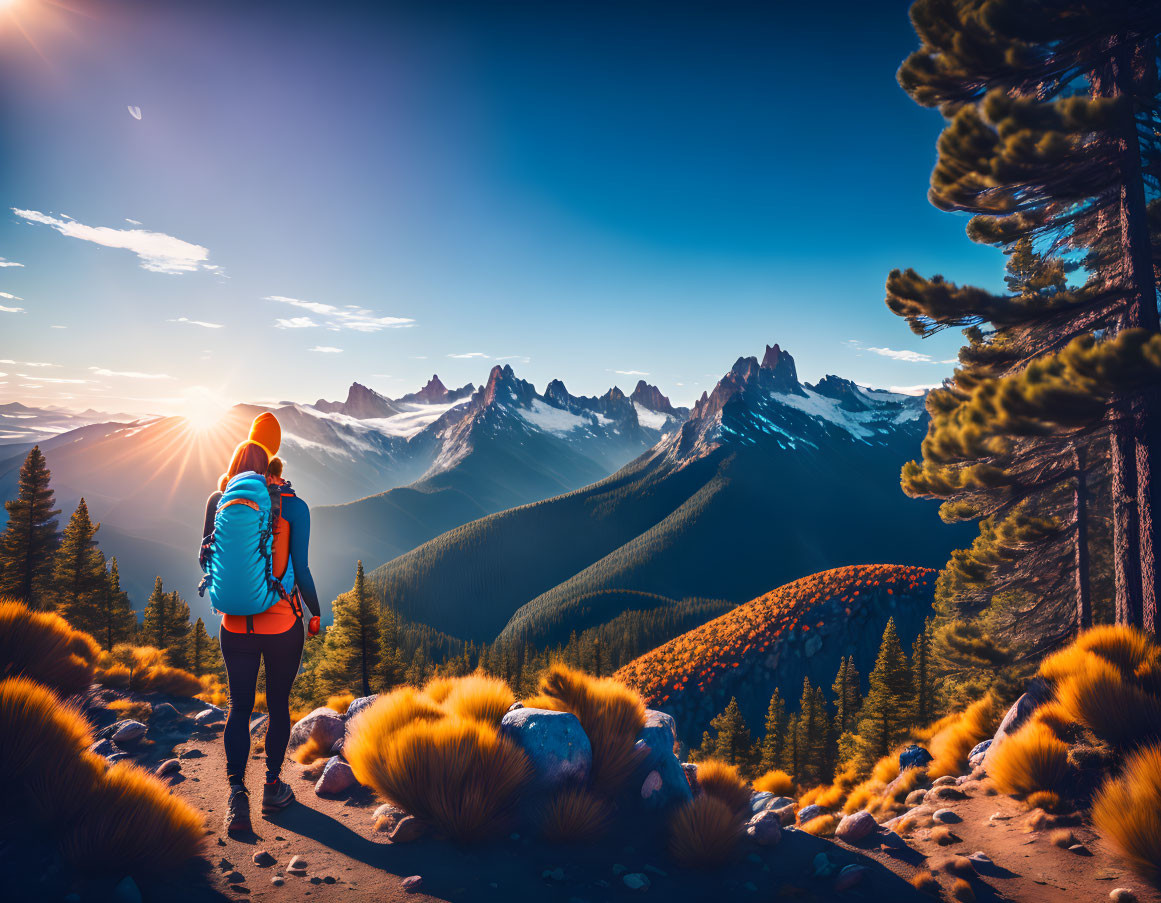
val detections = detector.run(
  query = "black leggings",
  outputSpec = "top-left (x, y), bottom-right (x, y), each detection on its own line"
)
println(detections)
top-left (219, 621), bottom-right (305, 787)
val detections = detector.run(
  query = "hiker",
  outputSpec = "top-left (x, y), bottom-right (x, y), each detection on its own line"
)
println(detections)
top-left (199, 412), bottom-right (322, 835)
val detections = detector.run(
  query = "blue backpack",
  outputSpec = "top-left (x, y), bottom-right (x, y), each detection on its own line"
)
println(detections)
top-left (198, 471), bottom-right (295, 615)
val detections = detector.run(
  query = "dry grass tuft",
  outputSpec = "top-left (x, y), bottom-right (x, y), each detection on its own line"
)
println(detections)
top-left (895, 815), bottom-right (918, 836)
top-left (753, 768), bottom-right (794, 796)
top-left (533, 665), bottom-right (647, 796)
top-left (107, 699), bottom-right (152, 722)
top-left (442, 674), bottom-right (515, 726)
top-left (1024, 790), bottom-right (1063, 812)
top-left (347, 686), bottom-right (445, 746)
top-left (1030, 701), bottom-right (1075, 740)
top-left (931, 825), bottom-right (960, 845)
top-left (540, 787), bottom-right (612, 843)
top-left (325, 692), bottom-right (355, 714)
top-left (0, 600), bottom-right (100, 696)
top-left (63, 762), bottom-right (204, 873)
top-left (928, 694), bottom-right (1005, 778)
top-left (1092, 742), bottom-right (1161, 883)
top-left (695, 760), bottom-right (752, 815)
top-left (96, 645), bottom-right (201, 697)
top-left (909, 871), bottom-right (939, 895)
top-left (990, 721), bottom-right (1071, 796)
top-left (951, 877), bottom-right (975, 902)
top-left (1024, 809), bottom-right (1050, 832)
top-left (346, 715), bottom-right (530, 841)
top-left (668, 794), bottom-right (744, 867)
top-left (1056, 653), bottom-right (1161, 747)
top-left (292, 734), bottom-right (332, 766)
top-left (941, 855), bottom-right (974, 877)
top-left (196, 675), bottom-right (228, 708)
top-left (422, 676), bottom-right (460, 704)
top-left (1073, 624), bottom-right (1159, 677)
top-left (1, 676), bottom-right (93, 787)
top-left (1049, 828), bottom-right (1074, 848)
top-left (800, 814), bottom-right (837, 836)
top-left (300, 757), bottom-right (328, 781)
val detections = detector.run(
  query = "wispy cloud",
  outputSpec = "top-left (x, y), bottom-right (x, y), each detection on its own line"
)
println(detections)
top-left (888, 383), bottom-right (941, 395)
top-left (0, 258), bottom-right (23, 267)
top-left (13, 209), bottom-right (214, 275)
top-left (17, 374), bottom-right (91, 384)
top-left (0, 304), bottom-right (23, 313)
top-left (0, 291), bottom-right (22, 300)
top-left (125, 218), bottom-right (142, 225)
top-left (495, 354), bottom-right (531, 364)
top-left (847, 340), bottom-right (955, 365)
top-left (169, 316), bottom-right (224, 329)
top-left (89, 367), bottom-right (175, 380)
top-left (613, 369), bottom-right (649, 376)
top-left (448, 352), bottom-right (490, 359)
top-left (309, 346), bottom-right (343, 353)
top-left (267, 295), bottom-right (413, 332)
top-left (1, 359), bottom-right (58, 367)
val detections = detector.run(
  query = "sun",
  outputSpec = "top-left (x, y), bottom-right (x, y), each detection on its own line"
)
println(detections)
top-left (180, 387), bottom-right (231, 434)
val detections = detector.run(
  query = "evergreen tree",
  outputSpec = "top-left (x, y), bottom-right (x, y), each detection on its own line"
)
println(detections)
top-left (140, 578), bottom-right (192, 666)
top-left (794, 678), bottom-right (829, 786)
top-left (891, 0), bottom-right (1161, 634)
top-left (0, 446), bottom-right (60, 608)
top-left (911, 619), bottom-right (937, 727)
top-left (758, 687), bottom-right (788, 774)
top-left (51, 498), bottom-right (107, 634)
top-left (695, 697), bottom-right (757, 772)
top-left (187, 617), bottom-right (224, 679)
top-left (854, 618), bottom-right (914, 770)
top-left (780, 712), bottom-right (800, 779)
top-left (317, 561), bottom-right (380, 697)
top-left (831, 656), bottom-right (862, 737)
top-left (375, 599), bottom-right (405, 691)
top-left (95, 556), bottom-right (136, 651)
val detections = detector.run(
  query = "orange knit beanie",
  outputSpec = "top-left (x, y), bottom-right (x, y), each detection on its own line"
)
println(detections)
top-left (247, 412), bottom-right (281, 457)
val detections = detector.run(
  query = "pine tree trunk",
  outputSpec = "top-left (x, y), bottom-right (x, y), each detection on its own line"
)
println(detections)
top-left (1073, 446), bottom-right (1091, 631)
top-left (1111, 408), bottom-right (1143, 626)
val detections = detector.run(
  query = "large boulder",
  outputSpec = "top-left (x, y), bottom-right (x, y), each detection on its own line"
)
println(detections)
top-left (112, 720), bottom-right (147, 744)
top-left (632, 710), bottom-right (692, 810)
top-left (899, 744), bottom-right (932, 772)
top-left (289, 707), bottom-right (345, 753)
top-left (315, 756), bottom-right (356, 795)
top-left (984, 678), bottom-right (1052, 768)
top-left (835, 810), bottom-right (877, 843)
top-left (499, 707), bottom-right (591, 789)
top-left (344, 695), bottom-right (378, 728)
top-left (797, 804), bottom-right (827, 824)
top-left (746, 809), bottom-right (782, 846)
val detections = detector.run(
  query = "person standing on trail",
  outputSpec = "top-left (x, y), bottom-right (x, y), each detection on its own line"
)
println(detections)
top-left (198, 412), bottom-right (322, 835)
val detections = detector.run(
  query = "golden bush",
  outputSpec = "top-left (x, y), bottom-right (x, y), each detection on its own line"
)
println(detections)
top-left (1092, 743), bottom-right (1161, 883)
top-left (0, 600), bottom-right (99, 696)
top-left (442, 674), bottom-right (515, 726)
top-left (990, 721), bottom-right (1071, 796)
top-left (540, 786), bottom-right (612, 843)
top-left (752, 768), bottom-right (793, 796)
top-left (694, 759), bottom-right (752, 815)
top-left (667, 794), bottom-right (743, 867)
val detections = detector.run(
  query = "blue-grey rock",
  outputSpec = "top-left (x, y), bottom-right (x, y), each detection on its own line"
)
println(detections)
top-left (344, 694), bottom-right (378, 727)
top-left (746, 809), bottom-right (782, 846)
top-left (968, 739), bottom-right (992, 760)
top-left (985, 677), bottom-right (1052, 767)
top-left (932, 808), bottom-right (961, 824)
top-left (622, 873), bottom-right (650, 892)
top-left (107, 752), bottom-right (130, 764)
top-left (315, 756), bottom-right (356, 795)
top-left (112, 720), bottom-right (147, 744)
top-left (288, 707), bottom-right (344, 753)
top-left (156, 758), bottom-right (181, 776)
top-left (88, 738), bottom-right (117, 759)
top-left (633, 710), bottom-right (691, 810)
top-left (898, 744), bottom-right (932, 771)
top-left (194, 706), bottom-right (225, 726)
top-left (151, 703), bottom-right (182, 722)
top-left (797, 804), bottom-right (827, 824)
top-left (499, 707), bottom-right (591, 788)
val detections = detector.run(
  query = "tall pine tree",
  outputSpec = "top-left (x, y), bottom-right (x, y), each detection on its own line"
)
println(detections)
top-left (95, 556), bottom-right (136, 651)
top-left (0, 446), bottom-right (60, 608)
top-left (375, 599), bottom-right (405, 691)
top-left (694, 697), bottom-right (757, 772)
top-left (317, 561), bottom-right (380, 697)
top-left (187, 617), bottom-right (224, 680)
top-left (831, 656), bottom-right (862, 736)
top-left (140, 578), bottom-right (192, 666)
top-left (759, 687), bottom-right (788, 774)
top-left (854, 618), bottom-right (915, 770)
top-left (911, 619), bottom-right (937, 727)
top-left (51, 498), bottom-right (107, 634)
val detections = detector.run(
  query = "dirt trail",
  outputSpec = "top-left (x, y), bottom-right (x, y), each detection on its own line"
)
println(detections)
top-left (169, 721), bottom-right (930, 903)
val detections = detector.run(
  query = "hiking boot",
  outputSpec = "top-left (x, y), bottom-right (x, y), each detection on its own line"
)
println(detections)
top-left (261, 779), bottom-right (294, 815)
top-left (225, 786), bottom-right (251, 835)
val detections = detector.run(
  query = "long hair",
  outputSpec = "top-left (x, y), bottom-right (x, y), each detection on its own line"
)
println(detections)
top-left (225, 441), bottom-right (270, 483)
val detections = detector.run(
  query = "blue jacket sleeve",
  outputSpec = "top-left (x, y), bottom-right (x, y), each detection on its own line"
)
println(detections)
top-left (282, 495), bottom-right (321, 618)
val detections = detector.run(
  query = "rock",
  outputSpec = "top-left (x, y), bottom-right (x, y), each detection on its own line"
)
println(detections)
top-left (899, 744), bottom-right (933, 771)
top-left (88, 738), bottom-right (117, 759)
top-left (812, 852), bottom-right (837, 878)
top-left (315, 756), bottom-right (356, 794)
top-left (271, 877), bottom-right (285, 887)
top-left (1069, 844), bottom-right (1092, 855)
top-left (641, 770), bottom-right (663, 798)
top-left (967, 851), bottom-right (991, 863)
top-left (905, 789), bottom-right (928, 806)
top-left (112, 876), bottom-right (142, 903)
top-left (879, 830), bottom-right (906, 849)
top-left (401, 875), bottom-right (423, 892)
top-left (344, 694), bottom-right (378, 725)
top-left (179, 748), bottom-right (204, 759)
top-left (968, 739), bottom-right (992, 760)
top-left (633, 710), bottom-right (692, 810)
top-left (389, 815), bottom-right (425, 844)
top-left (225, 871), bottom-right (245, 884)
top-left (774, 803), bottom-right (797, 826)
top-left (374, 803), bottom-right (408, 832)
top-left (681, 762), bottom-right (699, 793)
top-left (746, 810), bottom-right (782, 846)
top-left (156, 758), bottom-right (181, 776)
top-left (288, 707), bottom-right (345, 753)
top-left (797, 804), bottom-right (827, 824)
top-left (985, 677), bottom-right (1053, 767)
top-left (152, 702), bottom-right (182, 721)
top-left (194, 706), bottom-right (225, 726)
top-left (622, 873), bottom-right (651, 891)
top-left (252, 850), bottom-right (276, 867)
top-left (835, 864), bottom-right (868, 891)
top-left (933, 808), bottom-right (961, 824)
top-left (499, 708), bottom-right (592, 789)
top-left (1110, 890), bottom-right (1138, 903)
top-left (932, 786), bottom-right (967, 801)
top-left (107, 752), bottom-right (130, 764)
top-left (932, 776), bottom-right (957, 788)
top-left (112, 720), bottom-right (147, 744)
top-left (835, 810), bottom-right (877, 843)
top-left (288, 855), bottom-right (307, 870)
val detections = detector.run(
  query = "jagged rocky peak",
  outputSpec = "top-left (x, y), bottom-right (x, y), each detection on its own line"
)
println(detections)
top-left (809, 374), bottom-right (870, 412)
top-left (315, 381), bottom-right (398, 418)
top-left (603, 385), bottom-right (627, 404)
top-left (543, 378), bottom-right (572, 407)
top-left (478, 364), bottom-right (537, 409)
top-left (414, 375), bottom-right (448, 402)
top-left (631, 380), bottom-right (677, 415)
top-left (690, 342), bottom-right (805, 421)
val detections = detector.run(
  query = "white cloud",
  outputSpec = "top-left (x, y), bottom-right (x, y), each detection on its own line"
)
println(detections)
top-left (125, 218), bottom-right (143, 225)
top-left (0, 291), bottom-right (22, 300)
top-left (309, 346), bottom-right (343, 353)
top-left (866, 346), bottom-right (937, 364)
top-left (50, 325), bottom-right (66, 329)
top-left (614, 369), bottom-right (649, 376)
top-left (89, 367), bottom-right (175, 380)
top-left (266, 296), bottom-right (413, 332)
top-left (495, 354), bottom-right (531, 364)
top-left (448, 352), bottom-right (489, 359)
top-left (169, 316), bottom-right (224, 329)
top-left (888, 383), bottom-right (941, 395)
top-left (0, 258), bottom-right (23, 267)
top-left (13, 208), bottom-right (214, 274)
top-left (17, 374), bottom-right (90, 384)
top-left (0, 305), bottom-right (23, 313)
top-left (1, 359), bottom-right (57, 367)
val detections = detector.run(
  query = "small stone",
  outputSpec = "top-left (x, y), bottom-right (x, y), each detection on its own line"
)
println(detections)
top-left (835, 810), bottom-right (877, 843)
top-left (835, 864), bottom-right (868, 891)
top-left (543, 868), bottom-right (566, 881)
top-left (797, 804), bottom-right (827, 824)
top-left (288, 855), bottom-right (307, 870)
top-left (746, 809), bottom-right (782, 846)
top-left (270, 877), bottom-right (284, 887)
top-left (252, 850), bottom-right (275, 867)
top-left (1069, 844), bottom-right (1092, 856)
top-left (112, 720), bottom-right (147, 744)
top-left (401, 875), bottom-right (423, 892)
top-left (156, 758), bottom-right (181, 776)
top-left (152, 702), bottom-right (182, 721)
top-left (812, 852), bottom-right (836, 878)
top-left (389, 815), bottom-right (425, 844)
top-left (774, 803), bottom-right (797, 826)
top-left (179, 748), bottom-right (205, 759)
top-left (933, 808), bottom-right (961, 824)
top-left (932, 786), bottom-right (967, 801)
top-left (622, 873), bottom-right (651, 892)
top-left (1109, 890), bottom-right (1138, 903)
top-left (989, 812), bottom-right (1012, 822)
top-left (226, 871), bottom-right (245, 884)
top-left (194, 706), bottom-right (225, 726)
top-left (315, 756), bottom-right (356, 795)
top-left (967, 851), bottom-right (992, 864)
top-left (932, 776), bottom-right (957, 788)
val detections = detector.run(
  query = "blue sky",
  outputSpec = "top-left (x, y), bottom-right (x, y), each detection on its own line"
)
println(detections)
top-left (0, 0), bottom-right (1002, 415)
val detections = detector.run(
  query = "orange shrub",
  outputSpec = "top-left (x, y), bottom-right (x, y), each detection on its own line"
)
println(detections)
top-left (107, 699), bottom-right (152, 722)
top-left (951, 878), bottom-right (975, 902)
top-left (63, 762), bottom-right (204, 873)
top-left (753, 769), bottom-right (793, 796)
top-left (800, 814), bottom-right (837, 836)
top-left (0, 600), bottom-right (99, 696)
top-left (909, 871), bottom-right (939, 895)
top-left (1073, 625), bottom-right (1159, 677)
top-left (325, 692), bottom-right (355, 714)
top-left (990, 721), bottom-right (1070, 796)
top-left (347, 686), bottom-right (445, 742)
top-left (668, 795), bottom-right (743, 867)
top-left (422, 676), bottom-right (460, 704)
top-left (540, 787), bottom-right (612, 843)
top-left (695, 760), bottom-right (751, 815)
top-left (292, 734), bottom-right (331, 765)
top-left (97, 645), bottom-right (201, 697)
top-left (1056, 653), bottom-right (1161, 748)
top-left (928, 694), bottom-right (1004, 778)
top-left (1024, 790), bottom-right (1063, 813)
top-left (1092, 743), bottom-right (1161, 883)
top-left (442, 674), bottom-right (515, 726)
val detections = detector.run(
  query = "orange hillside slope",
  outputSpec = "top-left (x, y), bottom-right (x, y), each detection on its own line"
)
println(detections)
top-left (615, 565), bottom-right (936, 745)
